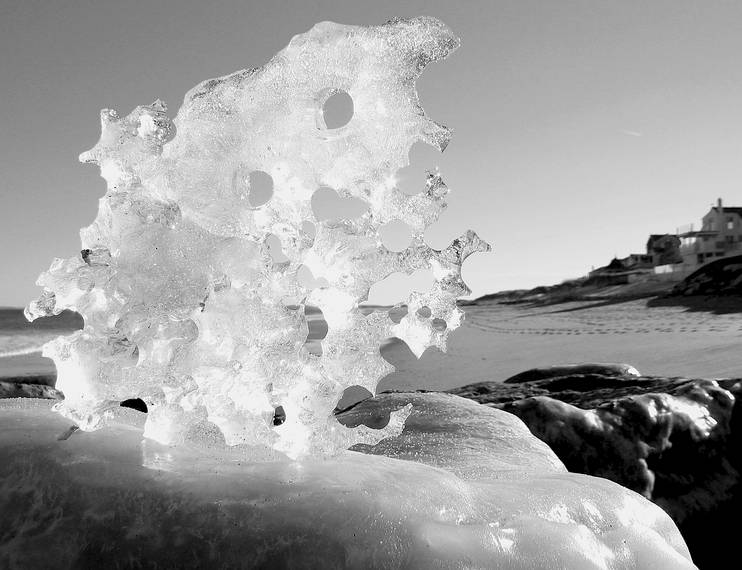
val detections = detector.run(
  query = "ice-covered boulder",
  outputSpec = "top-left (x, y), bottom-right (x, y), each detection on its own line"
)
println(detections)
top-left (0, 394), bottom-right (695, 569)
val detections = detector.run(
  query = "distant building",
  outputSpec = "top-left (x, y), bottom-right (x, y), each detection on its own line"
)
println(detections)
top-left (646, 234), bottom-right (681, 266)
top-left (587, 255), bottom-right (653, 285)
top-left (622, 253), bottom-right (653, 268)
top-left (679, 198), bottom-right (742, 266)
top-left (586, 199), bottom-right (741, 284)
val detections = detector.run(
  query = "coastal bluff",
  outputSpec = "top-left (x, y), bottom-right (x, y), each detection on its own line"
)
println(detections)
top-left (448, 366), bottom-right (742, 569)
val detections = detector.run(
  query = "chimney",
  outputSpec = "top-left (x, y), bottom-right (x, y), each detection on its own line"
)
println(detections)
top-left (718, 197), bottom-right (723, 211)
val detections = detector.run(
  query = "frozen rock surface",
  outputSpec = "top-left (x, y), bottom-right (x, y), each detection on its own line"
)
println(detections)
top-left (0, 395), bottom-right (695, 569)
top-left (450, 372), bottom-right (742, 569)
top-left (25, 17), bottom-right (489, 458)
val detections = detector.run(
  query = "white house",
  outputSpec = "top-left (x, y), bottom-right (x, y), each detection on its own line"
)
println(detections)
top-left (679, 198), bottom-right (742, 267)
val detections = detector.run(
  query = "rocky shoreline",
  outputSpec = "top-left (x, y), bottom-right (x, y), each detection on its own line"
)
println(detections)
top-left (0, 379), bottom-right (61, 400)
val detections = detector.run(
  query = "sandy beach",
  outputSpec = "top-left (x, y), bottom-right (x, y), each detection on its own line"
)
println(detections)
top-left (377, 298), bottom-right (742, 393)
top-left (2, 298), bottom-right (741, 394)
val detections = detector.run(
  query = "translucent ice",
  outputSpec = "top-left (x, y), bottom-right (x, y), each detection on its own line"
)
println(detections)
top-left (26, 17), bottom-right (490, 458)
top-left (0, 395), bottom-right (695, 568)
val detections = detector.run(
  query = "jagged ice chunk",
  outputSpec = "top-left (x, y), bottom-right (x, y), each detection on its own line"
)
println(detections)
top-left (27, 17), bottom-right (490, 458)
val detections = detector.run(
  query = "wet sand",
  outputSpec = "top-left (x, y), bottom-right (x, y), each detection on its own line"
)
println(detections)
top-left (378, 298), bottom-right (742, 393)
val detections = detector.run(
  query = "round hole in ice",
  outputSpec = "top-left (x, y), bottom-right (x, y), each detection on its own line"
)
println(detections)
top-left (431, 317), bottom-right (447, 331)
top-left (301, 220), bottom-right (316, 241)
top-left (322, 90), bottom-right (354, 129)
top-left (416, 306), bottom-right (432, 319)
top-left (272, 405), bottom-right (286, 426)
top-left (336, 385), bottom-right (373, 413)
top-left (387, 305), bottom-right (408, 323)
top-left (380, 219), bottom-right (413, 252)
top-left (247, 170), bottom-right (273, 207)
top-left (397, 141), bottom-right (442, 195)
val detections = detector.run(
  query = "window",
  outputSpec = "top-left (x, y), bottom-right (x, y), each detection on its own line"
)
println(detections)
top-left (727, 235), bottom-right (735, 243)
top-left (728, 218), bottom-right (734, 230)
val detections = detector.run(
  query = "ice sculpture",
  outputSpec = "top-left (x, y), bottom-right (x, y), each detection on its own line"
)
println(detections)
top-left (26, 17), bottom-right (489, 458)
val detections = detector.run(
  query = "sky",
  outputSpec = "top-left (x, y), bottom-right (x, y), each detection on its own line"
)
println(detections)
top-left (3, 0), bottom-right (742, 307)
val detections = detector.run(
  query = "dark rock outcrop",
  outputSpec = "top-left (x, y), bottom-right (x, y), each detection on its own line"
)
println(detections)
top-left (503, 363), bottom-right (640, 384)
top-left (670, 254), bottom-right (742, 296)
top-left (449, 371), bottom-right (742, 570)
top-left (0, 380), bottom-right (62, 400)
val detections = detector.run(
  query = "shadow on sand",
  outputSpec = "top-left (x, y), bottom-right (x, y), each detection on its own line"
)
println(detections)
top-left (512, 293), bottom-right (742, 316)
top-left (646, 294), bottom-right (742, 315)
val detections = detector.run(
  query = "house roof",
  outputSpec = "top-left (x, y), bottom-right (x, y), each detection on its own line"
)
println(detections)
top-left (707, 206), bottom-right (742, 217)
top-left (646, 233), bottom-right (679, 249)
top-left (679, 230), bottom-right (719, 238)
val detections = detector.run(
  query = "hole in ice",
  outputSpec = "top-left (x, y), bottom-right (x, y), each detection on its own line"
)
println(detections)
top-left (416, 306), bottom-right (432, 319)
top-left (357, 303), bottom-right (408, 322)
top-left (379, 219), bottom-right (413, 252)
top-left (304, 304), bottom-right (327, 356)
top-left (432, 317), bottom-right (447, 331)
top-left (322, 89), bottom-right (354, 129)
top-left (311, 186), bottom-right (368, 222)
top-left (366, 269), bottom-right (434, 306)
top-left (120, 398), bottom-right (148, 413)
top-left (305, 305), bottom-right (327, 339)
top-left (335, 385), bottom-right (373, 413)
top-left (301, 220), bottom-right (316, 241)
top-left (273, 405), bottom-right (286, 426)
top-left (380, 336), bottom-right (418, 368)
top-left (297, 264), bottom-right (328, 290)
top-left (388, 305), bottom-right (408, 323)
top-left (297, 265), bottom-right (313, 288)
top-left (232, 165), bottom-right (272, 206)
top-left (247, 170), bottom-right (273, 207)
top-left (396, 141), bottom-right (441, 195)
top-left (266, 234), bottom-right (289, 263)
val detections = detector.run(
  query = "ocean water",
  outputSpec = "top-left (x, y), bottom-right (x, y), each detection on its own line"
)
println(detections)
top-left (0, 306), bottom-right (404, 385)
top-left (0, 303), bottom-right (491, 393)
top-left (0, 309), bottom-right (82, 380)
